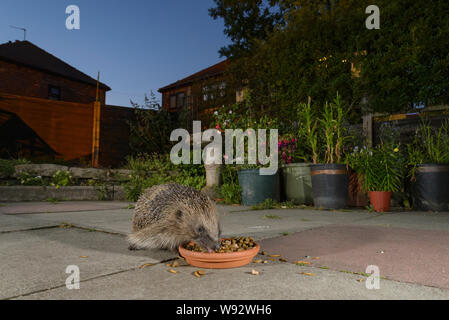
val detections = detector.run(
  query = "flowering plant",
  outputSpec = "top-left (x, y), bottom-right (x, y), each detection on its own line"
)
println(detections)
top-left (346, 143), bottom-right (403, 192)
top-left (278, 136), bottom-right (298, 164)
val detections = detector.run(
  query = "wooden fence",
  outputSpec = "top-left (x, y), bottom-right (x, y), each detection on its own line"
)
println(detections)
top-left (0, 93), bottom-right (134, 167)
top-left (363, 106), bottom-right (449, 146)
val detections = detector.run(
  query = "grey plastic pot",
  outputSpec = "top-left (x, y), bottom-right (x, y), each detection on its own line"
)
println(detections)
top-left (310, 163), bottom-right (349, 209)
top-left (281, 163), bottom-right (313, 205)
top-left (413, 164), bottom-right (449, 211)
top-left (238, 169), bottom-right (280, 206)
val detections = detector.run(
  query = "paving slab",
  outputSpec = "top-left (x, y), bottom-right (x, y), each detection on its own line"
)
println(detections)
top-left (260, 225), bottom-right (449, 289)
top-left (0, 201), bottom-right (131, 214)
top-left (15, 259), bottom-right (449, 300)
top-left (0, 228), bottom-right (176, 299)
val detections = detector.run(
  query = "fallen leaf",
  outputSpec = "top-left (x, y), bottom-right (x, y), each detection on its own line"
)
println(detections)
top-left (172, 260), bottom-right (180, 268)
top-left (358, 278), bottom-right (364, 283)
top-left (251, 269), bottom-right (259, 275)
top-left (295, 261), bottom-right (310, 265)
top-left (253, 259), bottom-right (263, 264)
top-left (80, 256), bottom-right (88, 258)
top-left (168, 269), bottom-right (178, 274)
top-left (197, 270), bottom-right (206, 275)
top-left (268, 258), bottom-right (277, 261)
top-left (166, 263), bottom-right (172, 267)
top-left (312, 257), bottom-right (320, 260)
top-left (139, 263), bottom-right (154, 269)
top-left (194, 271), bottom-right (201, 278)
top-left (268, 254), bottom-right (281, 257)
top-left (300, 272), bottom-right (316, 276)
top-left (279, 258), bottom-right (287, 262)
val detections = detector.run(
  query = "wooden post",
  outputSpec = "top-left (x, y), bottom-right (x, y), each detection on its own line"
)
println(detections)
top-left (363, 114), bottom-right (373, 147)
top-left (92, 72), bottom-right (101, 168)
top-left (91, 101), bottom-right (101, 168)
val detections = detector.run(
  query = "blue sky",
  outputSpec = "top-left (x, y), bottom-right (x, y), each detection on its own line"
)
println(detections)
top-left (0, 0), bottom-right (229, 106)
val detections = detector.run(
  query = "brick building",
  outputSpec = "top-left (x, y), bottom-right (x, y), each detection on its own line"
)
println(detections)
top-left (158, 59), bottom-right (245, 128)
top-left (0, 40), bottom-right (110, 103)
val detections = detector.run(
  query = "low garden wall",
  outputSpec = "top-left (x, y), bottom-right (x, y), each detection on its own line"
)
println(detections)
top-left (0, 164), bottom-right (131, 202)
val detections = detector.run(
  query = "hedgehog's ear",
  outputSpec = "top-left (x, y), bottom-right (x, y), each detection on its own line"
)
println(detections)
top-left (176, 210), bottom-right (183, 219)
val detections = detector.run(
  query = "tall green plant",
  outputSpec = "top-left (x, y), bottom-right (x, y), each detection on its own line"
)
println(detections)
top-left (407, 119), bottom-right (449, 178)
top-left (299, 94), bottom-right (350, 164)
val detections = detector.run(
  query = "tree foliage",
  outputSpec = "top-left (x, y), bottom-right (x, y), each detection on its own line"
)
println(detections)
top-left (210, 0), bottom-right (449, 117)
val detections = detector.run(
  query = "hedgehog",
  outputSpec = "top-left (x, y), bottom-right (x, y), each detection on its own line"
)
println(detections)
top-left (128, 183), bottom-right (221, 253)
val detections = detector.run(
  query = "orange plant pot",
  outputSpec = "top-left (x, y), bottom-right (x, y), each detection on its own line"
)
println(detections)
top-left (179, 240), bottom-right (260, 269)
top-left (368, 191), bottom-right (392, 212)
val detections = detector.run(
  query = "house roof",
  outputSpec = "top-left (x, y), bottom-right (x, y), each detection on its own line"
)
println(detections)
top-left (0, 40), bottom-right (110, 91)
top-left (158, 59), bottom-right (229, 93)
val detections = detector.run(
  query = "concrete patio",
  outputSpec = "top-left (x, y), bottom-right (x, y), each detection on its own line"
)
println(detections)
top-left (1, 201), bottom-right (449, 300)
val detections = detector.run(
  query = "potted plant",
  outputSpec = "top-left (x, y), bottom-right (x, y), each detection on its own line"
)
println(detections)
top-left (214, 100), bottom-right (280, 206)
top-left (407, 120), bottom-right (449, 211)
top-left (348, 142), bottom-right (403, 212)
top-left (299, 94), bottom-right (351, 209)
top-left (279, 135), bottom-right (313, 205)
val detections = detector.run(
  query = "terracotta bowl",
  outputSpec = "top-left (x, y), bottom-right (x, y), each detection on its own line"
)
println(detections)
top-left (179, 239), bottom-right (260, 269)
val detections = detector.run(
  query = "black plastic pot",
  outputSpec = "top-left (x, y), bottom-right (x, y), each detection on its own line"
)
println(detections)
top-left (310, 164), bottom-right (349, 209)
top-left (413, 164), bottom-right (449, 211)
top-left (238, 169), bottom-right (280, 206)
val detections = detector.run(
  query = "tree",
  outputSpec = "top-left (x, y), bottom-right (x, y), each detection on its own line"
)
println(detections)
top-left (211, 0), bottom-right (449, 119)
top-left (128, 92), bottom-right (176, 155)
top-left (209, 0), bottom-right (285, 58)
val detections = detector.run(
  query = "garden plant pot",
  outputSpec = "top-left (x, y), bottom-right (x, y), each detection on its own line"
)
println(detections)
top-left (281, 163), bottom-right (313, 205)
top-left (310, 164), bottom-right (349, 209)
top-left (179, 240), bottom-right (260, 269)
top-left (237, 169), bottom-right (280, 206)
top-left (368, 191), bottom-right (391, 212)
top-left (413, 164), bottom-right (449, 211)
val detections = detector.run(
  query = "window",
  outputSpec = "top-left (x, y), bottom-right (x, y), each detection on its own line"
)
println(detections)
top-left (177, 92), bottom-right (185, 109)
top-left (170, 94), bottom-right (177, 109)
top-left (48, 85), bottom-right (61, 101)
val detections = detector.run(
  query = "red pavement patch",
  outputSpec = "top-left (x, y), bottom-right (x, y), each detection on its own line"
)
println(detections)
top-left (260, 225), bottom-right (449, 289)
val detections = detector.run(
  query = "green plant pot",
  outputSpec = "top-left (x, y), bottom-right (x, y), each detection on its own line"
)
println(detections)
top-left (281, 163), bottom-right (313, 205)
top-left (238, 169), bottom-right (280, 206)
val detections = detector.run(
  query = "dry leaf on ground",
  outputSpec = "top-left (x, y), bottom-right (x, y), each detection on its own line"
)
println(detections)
top-left (168, 269), bottom-right (178, 274)
top-left (295, 261), bottom-right (310, 265)
top-left (251, 269), bottom-right (259, 275)
top-left (139, 263), bottom-right (154, 269)
top-left (300, 272), bottom-right (316, 276)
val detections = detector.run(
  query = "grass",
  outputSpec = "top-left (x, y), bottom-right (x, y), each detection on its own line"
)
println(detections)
top-left (263, 214), bottom-right (282, 220)
top-left (45, 198), bottom-right (60, 204)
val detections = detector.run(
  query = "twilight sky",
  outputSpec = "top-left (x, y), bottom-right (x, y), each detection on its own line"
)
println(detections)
top-left (0, 0), bottom-right (229, 106)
